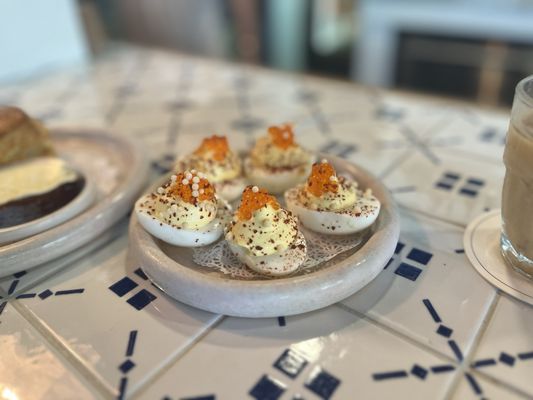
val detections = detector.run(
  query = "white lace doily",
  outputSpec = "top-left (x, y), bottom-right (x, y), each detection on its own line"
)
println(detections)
top-left (192, 227), bottom-right (368, 279)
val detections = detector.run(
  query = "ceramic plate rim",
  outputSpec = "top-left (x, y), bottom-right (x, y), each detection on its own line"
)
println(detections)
top-left (0, 170), bottom-right (96, 245)
top-left (128, 154), bottom-right (400, 315)
top-left (0, 128), bottom-right (149, 276)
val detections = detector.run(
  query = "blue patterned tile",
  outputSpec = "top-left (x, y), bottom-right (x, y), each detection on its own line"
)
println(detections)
top-left (249, 375), bottom-right (285, 400)
top-left (304, 367), bottom-right (340, 400)
top-left (273, 349), bottom-right (308, 379)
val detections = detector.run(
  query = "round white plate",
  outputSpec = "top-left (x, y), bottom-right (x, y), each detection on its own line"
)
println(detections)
top-left (0, 171), bottom-right (96, 246)
top-left (464, 210), bottom-right (533, 306)
top-left (0, 128), bottom-right (149, 277)
top-left (128, 155), bottom-right (400, 318)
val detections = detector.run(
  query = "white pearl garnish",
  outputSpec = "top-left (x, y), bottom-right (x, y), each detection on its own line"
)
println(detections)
top-left (192, 176), bottom-right (200, 183)
top-left (252, 186), bottom-right (259, 193)
top-left (157, 187), bottom-right (164, 194)
top-left (321, 158), bottom-right (328, 164)
top-left (192, 183), bottom-right (199, 190)
top-left (199, 189), bottom-right (205, 194)
top-left (170, 174), bottom-right (177, 181)
top-left (185, 172), bottom-right (193, 180)
top-left (192, 190), bottom-right (199, 197)
top-left (182, 179), bottom-right (189, 185)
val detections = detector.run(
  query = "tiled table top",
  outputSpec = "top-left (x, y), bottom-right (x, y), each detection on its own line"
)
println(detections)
top-left (0, 44), bottom-right (530, 400)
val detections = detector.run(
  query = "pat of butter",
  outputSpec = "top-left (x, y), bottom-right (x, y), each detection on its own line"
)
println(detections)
top-left (0, 156), bottom-right (77, 206)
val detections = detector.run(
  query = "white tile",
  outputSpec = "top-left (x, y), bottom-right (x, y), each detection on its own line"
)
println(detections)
top-left (0, 220), bottom-right (126, 298)
top-left (399, 208), bottom-right (465, 255)
top-left (470, 294), bottom-right (533, 396)
top-left (0, 302), bottom-right (99, 399)
top-left (15, 235), bottom-right (221, 398)
top-left (383, 149), bottom-right (504, 226)
top-left (451, 372), bottom-right (529, 400)
top-left (138, 305), bottom-right (456, 400)
top-left (342, 209), bottom-right (496, 359)
top-left (426, 106), bottom-right (509, 162)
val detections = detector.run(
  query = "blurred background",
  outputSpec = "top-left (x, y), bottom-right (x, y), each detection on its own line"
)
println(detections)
top-left (2, 0), bottom-right (533, 107)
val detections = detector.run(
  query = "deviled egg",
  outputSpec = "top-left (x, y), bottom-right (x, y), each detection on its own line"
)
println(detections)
top-left (135, 170), bottom-right (231, 246)
top-left (244, 124), bottom-right (314, 194)
top-left (175, 135), bottom-right (245, 201)
top-left (225, 185), bottom-right (307, 276)
top-left (285, 160), bottom-right (380, 234)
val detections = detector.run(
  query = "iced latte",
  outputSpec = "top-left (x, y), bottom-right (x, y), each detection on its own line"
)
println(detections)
top-left (501, 76), bottom-right (533, 277)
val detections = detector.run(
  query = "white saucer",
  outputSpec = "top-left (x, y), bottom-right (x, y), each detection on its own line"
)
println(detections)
top-left (464, 210), bottom-right (533, 306)
top-left (0, 171), bottom-right (96, 246)
top-left (0, 128), bottom-right (149, 277)
top-left (128, 155), bottom-right (400, 318)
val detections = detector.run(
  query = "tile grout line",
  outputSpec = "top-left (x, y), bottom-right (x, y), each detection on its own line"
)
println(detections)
top-left (458, 291), bottom-right (533, 400)
top-left (335, 303), bottom-right (459, 365)
top-left (372, 89), bottom-right (454, 181)
top-left (2, 226), bottom-right (124, 300)
top-left (378, 149), bottom-right (415, 180)
top-left (129, 314), bottom-right (226, 399)
top-left (10, 299), bottom-right (115, 400)
top-left (441, 290), bottom-right (533, 400)
top-left (441, 290), bottom-right (500, 400)
top-left (398, 204), bottom-right (468, 229)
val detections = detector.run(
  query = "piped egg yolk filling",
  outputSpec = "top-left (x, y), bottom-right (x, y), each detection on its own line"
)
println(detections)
top-left (302, 161), bottom-right (357, 211)
top-left (268, 124), bottom-right (295, 149)
top-left (148, 171), bottom-right (218, 229)
top-left (193, 135), bottom-right (229, 161)
top-left (230, 186), bottom-right (297, 256)
top-left (250, 124), bottom-right (311, 169)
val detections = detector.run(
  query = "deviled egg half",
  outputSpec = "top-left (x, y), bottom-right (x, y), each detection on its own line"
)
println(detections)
top-left (135, 170), bottom-right (231, 246)
top-left (175, 135), bottom-right (245, 201)
top-left (225, 185), bottom-right (307, 276)
top-left (244, 124), bottom-right (314, 194)
top-left (285, 160), bottom-right (380, 235)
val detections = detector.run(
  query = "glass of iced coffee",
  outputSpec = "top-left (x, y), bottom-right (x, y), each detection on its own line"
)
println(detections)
top-left (501, 75), bottom-right (533, 278)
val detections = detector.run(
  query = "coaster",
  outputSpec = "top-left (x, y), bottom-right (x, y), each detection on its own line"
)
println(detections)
top-left (464, 210), bottom-right (533, 305)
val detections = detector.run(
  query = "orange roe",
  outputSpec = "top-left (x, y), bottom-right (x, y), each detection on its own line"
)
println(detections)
top-left (194, 135), bottom-right (229, 161)
top-left (268, 124), bottom-right (295, 149)
top-left (168, 172), bottom-right (215, 204)
top-left (306, 162), bottom-right (338, 197)
top-left (237, 186), bottom-right (280, 220)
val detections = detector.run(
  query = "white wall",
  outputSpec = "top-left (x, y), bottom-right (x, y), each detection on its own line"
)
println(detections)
top-left (0, 0), bottom-right (88, 83)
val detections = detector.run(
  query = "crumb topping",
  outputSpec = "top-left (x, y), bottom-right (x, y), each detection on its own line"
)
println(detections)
top-left (237, 185), bottom-right (280, 221)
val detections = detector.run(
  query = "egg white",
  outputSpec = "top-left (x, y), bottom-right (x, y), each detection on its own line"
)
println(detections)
top-left (244, 157), bottom-right (313, 194)
top-left (284, 186), bottom-right (381, 235)
top-left (214, 177), bottom-right (247, 202)
top-left (227, 230), bottom-right (307, 276)
top-left (135, 196), bottom-right (231, 247)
